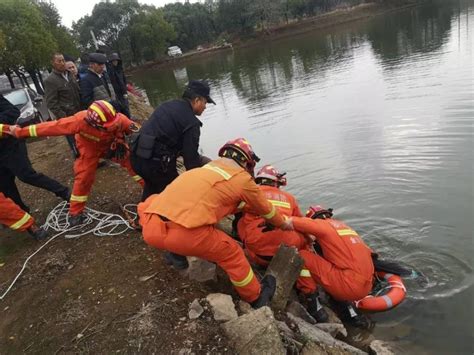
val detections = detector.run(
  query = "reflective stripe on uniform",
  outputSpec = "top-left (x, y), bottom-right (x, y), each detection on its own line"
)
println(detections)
top-left (79, 131), bottom-right (100, 142)
top-left (237, 201), bottom-right (246, 209)
top-left (132, 175), bottom-right (142, 182)
top-left (70, 194), bottom-right (88, 202)
top-left (231, 268), bottom-right (255, 288)
top-left (10, 212), bottom-right (32, 230)
top-left (203, 164), bottom-right (232, 180)
top-left (29, 125), bottom-right (37, 137)
top-left (268, 199), bottom-right (291, 209)
top-left (262, 204), bottom-right (276, 219)
top-left (0, 124), bottom-right (3, 137)
top-left (337, 229), bottom-right (358, 237)
top-left (300, 269), bottom-right (311, 277)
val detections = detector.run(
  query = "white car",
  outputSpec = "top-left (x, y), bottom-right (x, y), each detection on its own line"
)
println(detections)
top-left (167, 46), bottom-right (183, 57)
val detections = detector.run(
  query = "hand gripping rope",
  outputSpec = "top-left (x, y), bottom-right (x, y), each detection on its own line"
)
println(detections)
top-left (0, 201), bottom-right (138, 300)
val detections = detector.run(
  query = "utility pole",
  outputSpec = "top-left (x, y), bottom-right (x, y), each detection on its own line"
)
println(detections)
top-left (90, 30), bottom-right (99, 50)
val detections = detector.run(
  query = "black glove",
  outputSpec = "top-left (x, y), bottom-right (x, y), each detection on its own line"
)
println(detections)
top-left (114, 142), bottom-right (127, 160)
top-left (258, 222), bottom-right (275, 233)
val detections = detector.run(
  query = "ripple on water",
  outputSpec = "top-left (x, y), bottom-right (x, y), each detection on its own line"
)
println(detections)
top-left (398, 250), bottom-right (473, 301)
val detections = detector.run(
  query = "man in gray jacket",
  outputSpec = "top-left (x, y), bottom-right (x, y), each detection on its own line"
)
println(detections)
top-left (44, 52), bottom-right (81, 157)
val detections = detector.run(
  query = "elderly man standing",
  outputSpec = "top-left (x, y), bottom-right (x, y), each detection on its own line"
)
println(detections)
top-left (44, 52), bottom-right (81, 158)
top-left (80, 53), bottom-right (115, 109)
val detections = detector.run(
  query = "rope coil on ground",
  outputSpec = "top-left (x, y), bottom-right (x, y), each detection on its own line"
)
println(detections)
top-left (0, 201), bottom-right (137, 300)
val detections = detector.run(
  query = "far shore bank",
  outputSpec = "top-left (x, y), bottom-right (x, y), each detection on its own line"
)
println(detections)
top-left (126, 1), bottom-right (420, 74)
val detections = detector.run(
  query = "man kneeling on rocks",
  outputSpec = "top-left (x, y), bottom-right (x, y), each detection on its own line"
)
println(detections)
top-left (138, 138), bottom-right (293, 307)
top-left (294, 206), bottom-right (375, 326)
top-left (236, 164), bottom-right (329, 322)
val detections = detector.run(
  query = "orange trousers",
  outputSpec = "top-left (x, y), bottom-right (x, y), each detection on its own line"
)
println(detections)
top-left (139, 208), bottom-right (261, 303)
top-left (299, 250), bottom-right (372, 301)
top-left (70, 151), bottom-right (144, 216)
top-left (241, 226), bottom-right (317, 295)
top-left (0, 193), bottom-right (34, 232)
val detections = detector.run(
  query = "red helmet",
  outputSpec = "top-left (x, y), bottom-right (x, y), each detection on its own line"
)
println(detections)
top-left (85, 100), bottom-right (117, 130)
top-left (255, 165), bottom-right (287, 186)
top-left (218, 138), bottom-right (260, 175)
top-left (306, 205), bottom-right (333, 219)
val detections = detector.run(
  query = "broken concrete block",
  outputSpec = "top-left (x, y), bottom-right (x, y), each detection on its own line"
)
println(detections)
top-left (188, 257), bottom-right (216, 282)
top-left (286, 301), bottom-right (317, 324)
top-left (238, 300), bottom-right (253, 315)
top-left (188, 299), bottom-right (204, 320)
top-left (369, 340), bottom-right (395, 355)
top-left (287, 313), bottom-right (367, 354)
top-left (314, 323), bottom-right (348, 338)
top-left (206, 293), bottom-right (238, 321)
top-left (223, 306), bottom-right (285, 355)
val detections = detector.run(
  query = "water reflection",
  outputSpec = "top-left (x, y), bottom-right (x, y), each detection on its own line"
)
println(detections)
top-left (132, 3), bottom-right (473, 353)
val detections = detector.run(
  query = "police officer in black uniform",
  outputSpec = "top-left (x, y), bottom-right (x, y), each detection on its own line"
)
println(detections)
top-left (131, 80), bottom-right (216, 201)
top-left (0, 94), bottom-right (70, 212)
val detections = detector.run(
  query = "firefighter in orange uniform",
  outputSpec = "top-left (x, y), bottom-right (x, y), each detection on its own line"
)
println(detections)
top-left (138, 138), bottom-right (294, 307)
top-left (9, 100), bottom-right (144, 226)
top-left (294, 206), bottom-right (374, 303)
top-left (236, 165), bottom-right (328, 322)
top-left (0, 192), bottom-right (48, 240)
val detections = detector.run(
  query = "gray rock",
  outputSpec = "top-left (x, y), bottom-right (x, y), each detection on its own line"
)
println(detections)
top-left (276, 320), bottom-right (295, 339)
top-left (206, 293), bottom-right (238, 321)
top-left (287, 313), bottom-right (367, 354)
top-left (188, 257), bottom-right (216, 282)
top-left (314, 323), bottom-right (348, 338)
top-left (238, 300), bottom-right (253, 315)
top-left (369, 340), bottom-right (395, 355)
top-left (325, 306), bottom-right (343, 324)
top-left (286, 301), bottom-right (317, 324)
top-left (301, 341), bottom-right (329, 355)
top-left (188, 299), bottom-right (204, 320)
top-left (223, 306), bottom-right (285, 355)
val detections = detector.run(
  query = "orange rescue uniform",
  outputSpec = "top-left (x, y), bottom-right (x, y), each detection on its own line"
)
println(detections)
top-left (138, 158), bottom-right (286, 303)
top-left (13, 111), bottom-right (144, 216)
top-left (0, 192), bottom-right (34, 232)
top-left (237, 185), bottom-right (316, 294)
top-left (293, 217), bottom-right (374, 301)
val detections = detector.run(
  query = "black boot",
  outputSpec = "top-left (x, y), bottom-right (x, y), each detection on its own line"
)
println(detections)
top-left (27, 226), bottom-right (48, 240)
top-left (251, 274), bottom-right (276, 309)
top-left (306, 292), bottom-right (329, 323)
top-left (343, 303), bottom-right (371, 329)
top-left (68, 214), bottom-right (86, 227)
top-left (164, 252), bottom-right (189, 270)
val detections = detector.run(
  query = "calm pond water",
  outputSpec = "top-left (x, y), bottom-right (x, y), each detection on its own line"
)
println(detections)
top-left (133, 2), bottom-right (473, 353)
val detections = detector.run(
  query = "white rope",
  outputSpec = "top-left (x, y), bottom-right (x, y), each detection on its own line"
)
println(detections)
top-left (0, 201), bottom-right (137, 300)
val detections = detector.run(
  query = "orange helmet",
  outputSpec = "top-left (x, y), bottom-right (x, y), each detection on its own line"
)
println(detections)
top-left (306, 205), bottom-right (333, 219)
top-left (85, 100), bottom-right (117, 130)
top-left (255, 165), bottom-right (287, 187)
top-left (218, 138), bottom-right (260, 175)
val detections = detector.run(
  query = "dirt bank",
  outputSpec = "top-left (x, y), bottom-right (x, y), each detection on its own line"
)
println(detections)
top-left (0, 98), bottom-right (235, 354)
top-left (127, 1), bottom-right (419, 74)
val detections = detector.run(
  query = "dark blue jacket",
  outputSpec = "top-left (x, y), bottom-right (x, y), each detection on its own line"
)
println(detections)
top-left (79, 69), bottom-right (115, 109)
top-left (0, 94), bottom-right (21, 158)
top-left (140, 99), bottom-right (202, 170)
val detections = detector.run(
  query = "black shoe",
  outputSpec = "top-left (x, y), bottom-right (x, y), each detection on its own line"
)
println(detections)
top-left (164, 252), bottom-right (189, 270)
top-left (28, 227), bottom-right (48, 240)
top-left (343, 304), bottom-right (372, 329)
top-left (306, 293), bottom-right (329, 323)
top-left (251, 274), bottom-right (277, 309)
top-left (68, 214), bottom-right (86, 227)
top-left (58, 188), bottom-right (71, 201)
